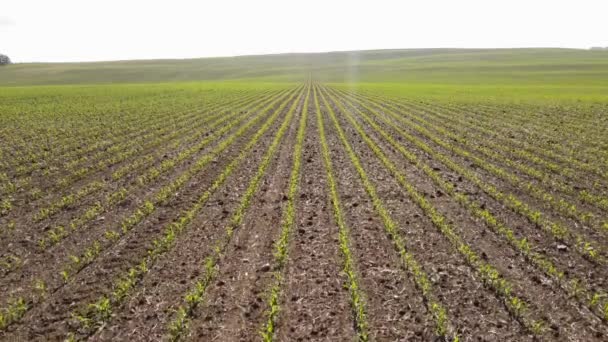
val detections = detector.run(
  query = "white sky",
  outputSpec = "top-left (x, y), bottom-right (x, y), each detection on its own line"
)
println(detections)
top-left (1, 0), bottom-right (607, 63)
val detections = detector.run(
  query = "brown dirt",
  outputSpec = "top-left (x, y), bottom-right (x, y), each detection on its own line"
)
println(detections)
top-left (273, 95), bottom-right (357, 342)
top-left (2, 83), bottom-right (608, 342)
top-left (186, 88), bottom-right (303, 341)
top-left (364, 95), bottom-right (608, 253)
top-left (325, 93), bottom-right (533, 341)
top-left (1, 92), bottom-right (295, 341)
top-left (330, 91), bottom-right (608, 340)
top-left (351, 93), bottom-right (608, 295)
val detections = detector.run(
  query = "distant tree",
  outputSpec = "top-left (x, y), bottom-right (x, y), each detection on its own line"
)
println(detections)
top-left (0, 54), bottom-right (11, 65)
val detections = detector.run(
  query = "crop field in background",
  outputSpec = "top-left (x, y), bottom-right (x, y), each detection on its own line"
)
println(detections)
top-left (0, 76), bottom-right (607, 342)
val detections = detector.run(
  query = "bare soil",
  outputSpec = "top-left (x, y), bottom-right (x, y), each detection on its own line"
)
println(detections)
top-left (2, 84), bottom-right (607, 342)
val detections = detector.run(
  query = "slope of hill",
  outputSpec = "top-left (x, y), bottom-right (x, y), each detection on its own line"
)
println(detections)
top-left (1, 48), bottom-right (608, 102)
top-left (1, 48), bottom-right (607, 85)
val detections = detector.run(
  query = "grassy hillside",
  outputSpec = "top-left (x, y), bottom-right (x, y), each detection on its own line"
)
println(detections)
top-left (1, 48), bottom-right (608, 102)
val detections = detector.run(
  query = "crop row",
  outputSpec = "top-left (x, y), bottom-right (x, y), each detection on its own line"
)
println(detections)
top-left (0, 87), bottom-right (253, 175)
top-left (367, 95), bottom-right (608, 214)
top-left (335, 89), bottom-right (608, 263)
top-left (368, 96), bottom-right (606, 209)
top-left (0, 92), bottom-right (221, 181)
top-left (318, 86), bottom-right (461, 340)
top-left (446, 101), bottom-right (608, 163)
top-left (0, 87), bottom-right (300, 330)
top-left (314, 86), bottom-right (370, 341)
top-left (165, 85), bottom-right (306, 341)
top-left (0, 89), bottom-right (287, 276)
top-left (259, 83), bottom-right (310, 341)
top-left (37, 97), bottom-right (276, 248)
top-left (320, 86), bottom-right (547, 335)
top-left (325, 87), bottom-right (608, 321)
top-left (30, 89), bottom-right (282, 235)
top-left (403, 98), bottom-right (608, 185)
top-left (345, 90), bottom-right (608, 236)
top-left (0, 89), bottom-right (269, 218)
top-left (57, 88), bottom-right (298, 282)
top-left (72, 85), bottom-right (304, 340)
top-left (0, 90), bottom-right (256, 223)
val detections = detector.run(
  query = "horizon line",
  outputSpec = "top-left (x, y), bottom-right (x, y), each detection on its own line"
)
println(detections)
top-left (7, 46), bottom-right (602, 65)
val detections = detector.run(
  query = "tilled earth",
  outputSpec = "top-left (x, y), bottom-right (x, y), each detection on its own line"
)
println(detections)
top-left (1, 83), bottom-right (607, 342)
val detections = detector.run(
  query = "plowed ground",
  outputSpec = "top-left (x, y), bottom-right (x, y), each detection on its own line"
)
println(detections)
top-left (1, 83), bottom-right (607, 341)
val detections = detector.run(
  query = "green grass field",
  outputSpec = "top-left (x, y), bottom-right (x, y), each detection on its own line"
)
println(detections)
top-left (2, 48), bottom-right (608, 103)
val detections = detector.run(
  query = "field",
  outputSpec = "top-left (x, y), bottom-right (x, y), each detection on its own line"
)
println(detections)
top-left (1, 49), bottom-right (608, 341)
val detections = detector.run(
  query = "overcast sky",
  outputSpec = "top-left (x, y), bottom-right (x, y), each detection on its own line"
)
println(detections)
top-left (1, 0), bottom-right (607, 63)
